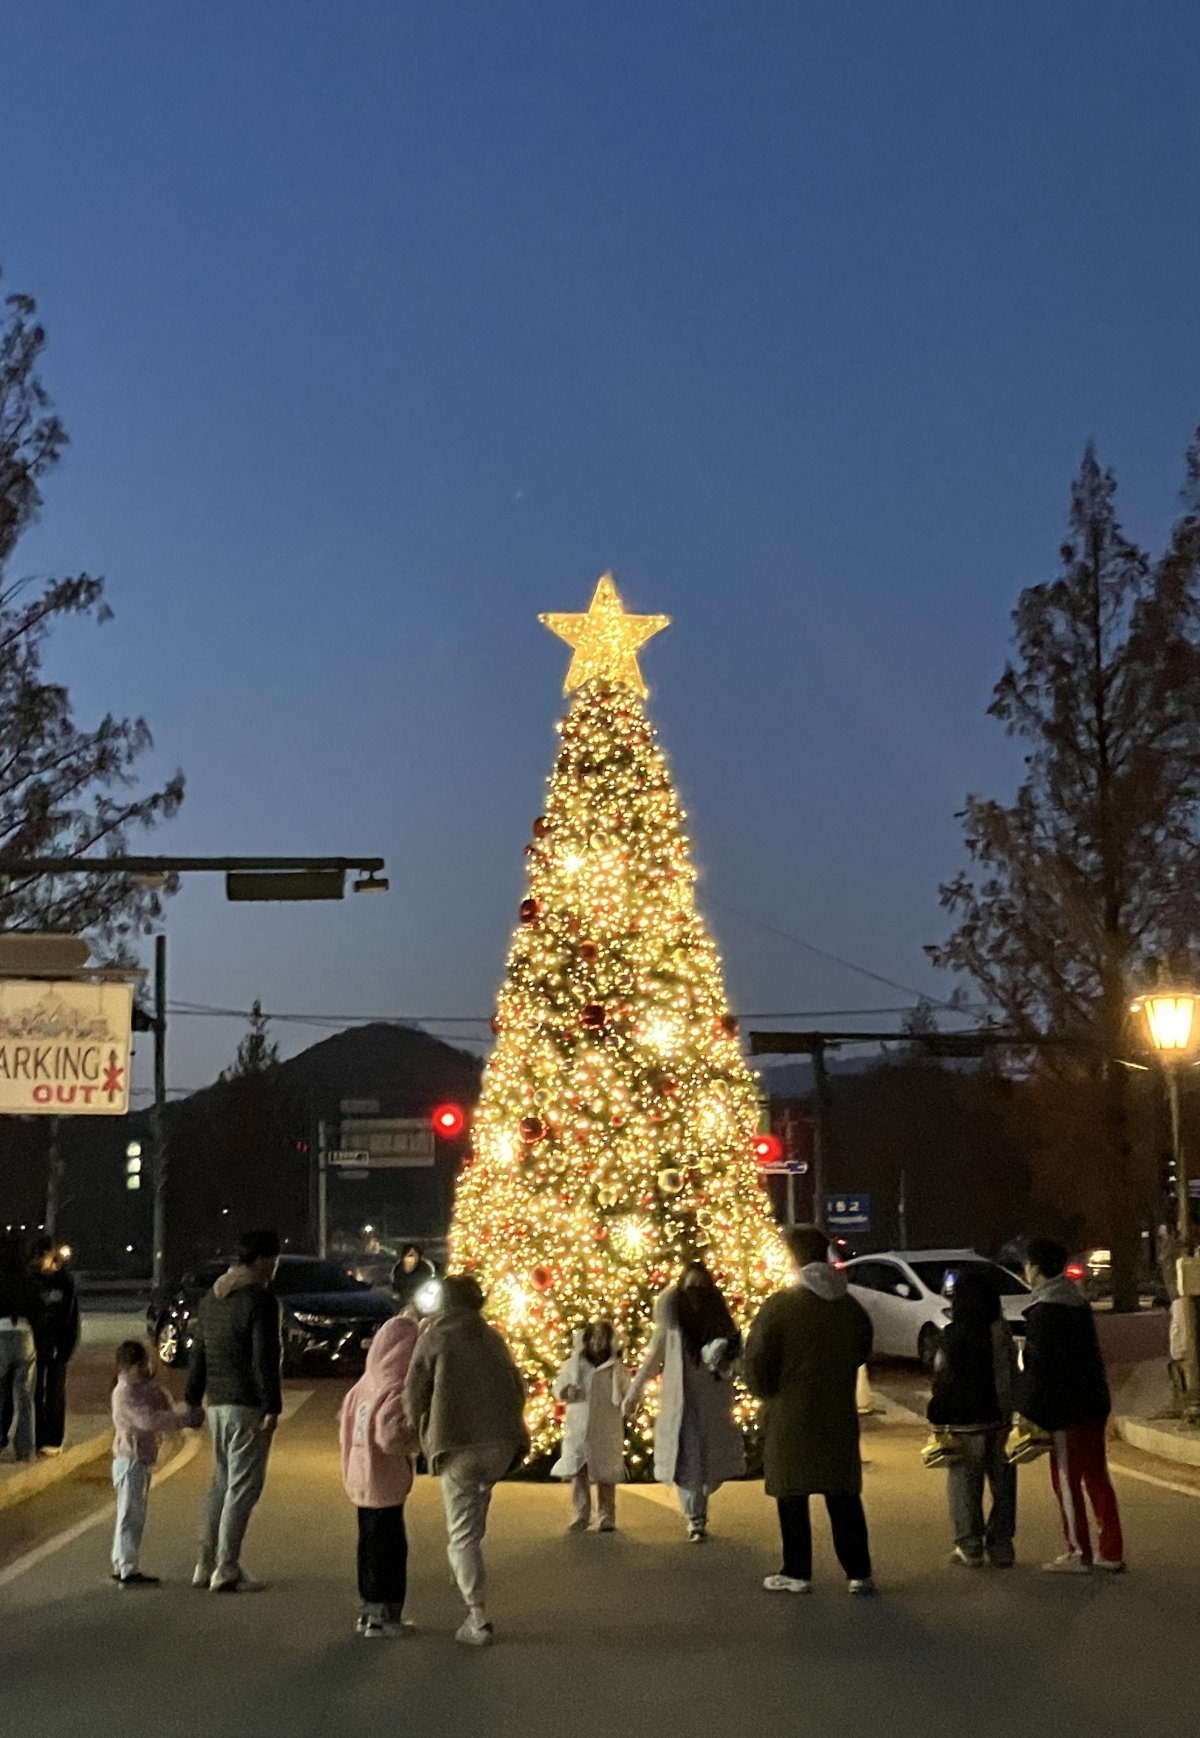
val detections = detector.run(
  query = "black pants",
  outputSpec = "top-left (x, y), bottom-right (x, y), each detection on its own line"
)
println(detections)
top-left (777, 1493), bottom-right (872, 1581)
top-left (35, 1355), bottom-right (68, 1450)
top-left (357, 1505), bottom-right (408, 1615)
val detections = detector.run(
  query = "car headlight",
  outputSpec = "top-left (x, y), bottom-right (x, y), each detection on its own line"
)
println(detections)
top-left (290, 1311), bottom-right (335, 1328)
top-left (415, 1279), bottom-right (443, 1315)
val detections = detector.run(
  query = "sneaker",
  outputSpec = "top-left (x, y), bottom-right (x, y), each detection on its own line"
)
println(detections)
top-left (192, 1563), bottom-right (214, 1589)
top-left (567, 1516), bottom-right (589, 1533)
top-left (763, 1574), bottom-right (812, 1595)
top-left (1042, 1554), bottom-right (1092, 1575)
top-left (209, 1568), bottom-right (266, 1593)
top-left (455, 1614), bottom-right (495, 1647)
top-left (355, 1614), bottom-right (371, 1634)
top-left (686, 1523), bottom-right (707, 1543)
top-left (598, 1518), bottom-right (617, 1533)
top-left (363, 1619), bottom-right (417, 1638)
top-left (37, 1446), bottom-right (64, 1459)
top-left (848, 1578), bottom-right (879, 1596)
top-left (986, 1554), bottom-right (1016, 1569)
top-left (950, 1547), bottom-right (984, 1568)
top-left (117, 1571), bottom-right (161, 1588)
top-left (1093, 1558), bottom-right (1128, 1574)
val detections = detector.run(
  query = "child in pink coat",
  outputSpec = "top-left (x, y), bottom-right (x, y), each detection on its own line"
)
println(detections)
top-left (339, 1313), bottom-right (420, 1637)
top-left (110, 1338), bottom-right (202, 1587)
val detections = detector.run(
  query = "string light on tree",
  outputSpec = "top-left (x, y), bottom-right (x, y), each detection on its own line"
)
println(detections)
top-left (451, 573), bottom-right (788, 1459)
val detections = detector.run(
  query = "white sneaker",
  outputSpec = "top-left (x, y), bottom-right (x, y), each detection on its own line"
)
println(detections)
top-left (363, 1619), bottom-right (416, 1638)
top-left (950, 1546), bottom-right (984, 1568)
top-left (1042, 1554), bottom-right (1091, 1575)
top-left (686, 1522), bottom-right (707, 1543)
top-left (763, 1574), bottom-right (812, 1594)
top-left (598, 1518), bottom-right (616, 1534)
top-left (191, 1564), bottom-right (214, 1589)
top-left (848, 1578), bottom-right (879, 1596)
top-left (455, 1613), bottom-right (495, 1647)
top-left (210, 1567), bottom-right (266, 1593)
top-left (1093, 1558), bottom-right (1128, 1574)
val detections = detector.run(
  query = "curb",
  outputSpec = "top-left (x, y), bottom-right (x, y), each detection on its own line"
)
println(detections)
top-left (1116, 1415), bottom-right (1200, 1469)
top-left (0, 1428), bottom-right (112, 1514)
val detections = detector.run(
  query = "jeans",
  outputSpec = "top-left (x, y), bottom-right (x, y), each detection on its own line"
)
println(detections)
top-left (439, 1443), bottom-right (513, 1611)
top-left (112, 1457), bottom-right (152, 1576)
top-left (198, 1405), bottom-right (272, 1576)
top-left (1049, 1422), bottom-right (1124, 1565)
top-left (0, 1327), bottom-right (36, 1461)
top-left (571, 1469), bottom-right (616, 1526)
top-left (777, 1493), bottom-right (872, 1582)
top-left (357, 1504), bottom-right (408, 1622)
top-left (946, 1428), bottom-right (1017, 1562)
top-left (678, 1485), bottom-right (709, 1527)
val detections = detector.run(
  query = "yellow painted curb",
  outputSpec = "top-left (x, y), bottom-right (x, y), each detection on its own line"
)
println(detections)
top-left (0, 1428), bottom-right (113, 1513)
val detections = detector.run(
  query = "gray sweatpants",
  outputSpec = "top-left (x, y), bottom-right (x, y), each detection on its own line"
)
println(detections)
top-left (438, 1444), bottom-right (513, 1610)
top-left (198, 1405), bottom-right (272, 1575)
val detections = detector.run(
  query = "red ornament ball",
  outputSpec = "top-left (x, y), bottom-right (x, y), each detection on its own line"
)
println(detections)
top-left (722, 1014), bottom-right (739, 1037)
top-left (490, 1015), bottom-right (502, 1035)
top-left (519, 897), bottom-right (544, 925)
top-left (531, 1264), bottom-right (554, 1292)
top-left (659, 1077), bottom-right (680, 1098)
top-left (581, 1003), bottom-right (606, 1030)
top-left (533, 815), bottom-right (551, 838)
top-left (578, 940), bottom-right (599, 963)
top-left (519, 1115), bottom-right (546, 1144)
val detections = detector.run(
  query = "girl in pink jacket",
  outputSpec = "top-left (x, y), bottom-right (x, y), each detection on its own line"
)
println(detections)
top-left (110, 1338), bottom-right (201, 1587)
top-left (339, 1313), bottom-right (420, 1637)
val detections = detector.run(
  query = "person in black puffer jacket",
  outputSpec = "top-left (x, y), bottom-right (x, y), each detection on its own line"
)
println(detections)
top-left (928, 1268), bottom-right (1018, 1567)
top-left (185, 1230), bottom-right (283, 1592)
top-left (1020, 1238), bottom-right (1124, 1574)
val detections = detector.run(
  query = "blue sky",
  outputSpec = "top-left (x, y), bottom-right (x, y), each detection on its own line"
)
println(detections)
top-left (3, 2), bottom-right (1199, 1093)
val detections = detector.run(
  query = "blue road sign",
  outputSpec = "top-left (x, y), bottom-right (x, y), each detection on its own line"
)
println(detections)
top-left (825, 1193), bottom-right (871, 1233)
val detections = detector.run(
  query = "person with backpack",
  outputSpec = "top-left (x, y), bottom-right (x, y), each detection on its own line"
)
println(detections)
top-left (1021, 1237), bottom-right (1125, 1574)
top-left (927, 1268), bottom-right (1018, 1567)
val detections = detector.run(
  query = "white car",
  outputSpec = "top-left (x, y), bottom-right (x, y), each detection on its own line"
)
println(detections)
top-left (844, 1249), bottom-right (1032, 1369)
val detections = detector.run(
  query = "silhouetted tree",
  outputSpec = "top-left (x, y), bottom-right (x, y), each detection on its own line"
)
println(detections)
top-left (929, 440), bottom-right (1200, 1307)
top-left (226, 1000), bottom-right (280, 1078)
top-left (0, 273), bottom-right (183, 947)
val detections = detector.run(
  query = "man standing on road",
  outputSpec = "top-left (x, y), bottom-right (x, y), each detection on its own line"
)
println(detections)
top-left (404, 1274), bottom-right (528, 1647)
top-left (29, 1236), bottom-right (80, 1455)
top-left (186, 1230), bottom-right (283, 1593)
top-left (1021, 1237), bottom-right (1125, 1575)
top-left (744, 1224), bottom-right (877, 1596)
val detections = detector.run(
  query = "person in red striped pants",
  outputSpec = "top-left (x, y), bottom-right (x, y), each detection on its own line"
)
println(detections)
top-left (1020, 1238), bottom-right (1125, 1574)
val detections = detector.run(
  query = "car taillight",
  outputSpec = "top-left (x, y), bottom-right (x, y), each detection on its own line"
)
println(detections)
top-left (1066, 1263), bottom-right (1085, 1281)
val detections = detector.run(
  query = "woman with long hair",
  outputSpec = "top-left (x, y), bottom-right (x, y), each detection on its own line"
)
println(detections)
top-left (626, 1260), bottom-right (744, 1540)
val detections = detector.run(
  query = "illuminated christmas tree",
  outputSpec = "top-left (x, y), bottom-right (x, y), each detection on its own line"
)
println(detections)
top-left (451, 575), bottom-right (788, 1459)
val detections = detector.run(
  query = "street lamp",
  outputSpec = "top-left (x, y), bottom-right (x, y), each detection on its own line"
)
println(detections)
top-left (1131, 987), bottom-right (1200, 1421)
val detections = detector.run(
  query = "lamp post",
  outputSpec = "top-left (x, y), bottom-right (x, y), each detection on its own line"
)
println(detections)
top-left (1130, 988), bottom-right (1200, 1421)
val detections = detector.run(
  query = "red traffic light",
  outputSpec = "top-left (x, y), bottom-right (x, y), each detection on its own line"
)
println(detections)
top-left (753, 1132), bottom-right (783, 1165)
top-left (431, 1103), bottom-right (466, 1139)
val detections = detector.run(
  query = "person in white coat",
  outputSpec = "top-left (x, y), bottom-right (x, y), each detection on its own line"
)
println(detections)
top-left (551, 1320), bottom-right (630, 1532)
top-left (625, 1262), bottom-right (744, 1540)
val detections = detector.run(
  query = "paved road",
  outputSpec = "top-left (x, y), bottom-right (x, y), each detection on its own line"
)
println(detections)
top-left (1, 1383), bottom-right (1197, 1738)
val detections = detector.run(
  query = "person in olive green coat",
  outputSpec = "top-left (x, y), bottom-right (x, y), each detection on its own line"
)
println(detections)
top-left (744, 1225), bottom-right (876, 1595)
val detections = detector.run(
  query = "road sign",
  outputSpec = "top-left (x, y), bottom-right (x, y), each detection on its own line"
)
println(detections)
top-left (338, 1118), bottom-right (436, 1168)
top-left (761, 1160), bottom-right (809, 1174)
top-left (0, 978), bottom-right (132, 1115)
top-left (341, 1099), bottom-right (380, 1116)
top-left (326, 1149), bottom-right (372, 1167)
top-left (825, 1193), bottom-right (871, 1233)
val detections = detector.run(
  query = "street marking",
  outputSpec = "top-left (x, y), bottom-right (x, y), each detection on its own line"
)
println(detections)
top-left (1109, 1460), bottom-right (1200, 1501)
top-left (0, 1391), bottom-right (313, 1589)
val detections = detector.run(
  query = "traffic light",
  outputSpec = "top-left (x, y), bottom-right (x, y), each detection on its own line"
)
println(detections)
top-left (431, 1103), bottom-right (466, 1139)
top-left (753, 1132), bottom-right (783, 1165)
top-left (125, 1141), bottom-right (142, 1191)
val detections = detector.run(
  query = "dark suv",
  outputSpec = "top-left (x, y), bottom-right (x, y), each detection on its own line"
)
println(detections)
top-left (148, 1255), bottom-right (396, 1375)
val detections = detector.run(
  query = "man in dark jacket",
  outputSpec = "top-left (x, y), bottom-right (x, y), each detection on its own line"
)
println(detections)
top-left (186, 1230), bottom-right (283, 1592)
top-left (29, 1236), bottom-right (80, 1454)
top-left (1020, 1237), bottom-right (1124, 1574)
top-left (744, 1225), bottom-right (876, 1595)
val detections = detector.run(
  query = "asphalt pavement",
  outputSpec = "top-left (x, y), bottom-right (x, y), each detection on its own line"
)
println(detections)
top-left (1, 1381), bottom-right (1197, 1738)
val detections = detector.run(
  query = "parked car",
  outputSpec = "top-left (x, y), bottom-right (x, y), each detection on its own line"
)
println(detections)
top-left (844, 1249), bottom-right (1032, 1369)
top-left (148, 1255), bottom-right (396, 1375)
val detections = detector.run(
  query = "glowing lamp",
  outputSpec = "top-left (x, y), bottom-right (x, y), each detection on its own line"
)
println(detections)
top-left (432, 1103), bottom-right (466, 1138)
top-left (753, 1133), bottom-right (783, 1165)
top-left (1131, 991), bottom-right (1200, 1058)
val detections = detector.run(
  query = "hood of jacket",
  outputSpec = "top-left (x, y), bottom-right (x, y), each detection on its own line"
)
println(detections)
top-left (364, 1313), bottom-right (418, 1386)
top-left (213, 1263), bottom-right (264, 1301)
top-left (799, 1261), bottom-right (849, 1302)
top-left (1030, 1274), bottom-right (1090, 1310)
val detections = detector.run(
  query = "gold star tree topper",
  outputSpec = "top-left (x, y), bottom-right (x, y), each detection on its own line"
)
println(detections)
top-left (540, 573), bottom-right (670, 698)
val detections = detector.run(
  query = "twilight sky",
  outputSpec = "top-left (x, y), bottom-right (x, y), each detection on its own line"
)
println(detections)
top-left (3, 2), bottom-right (1200, 1097)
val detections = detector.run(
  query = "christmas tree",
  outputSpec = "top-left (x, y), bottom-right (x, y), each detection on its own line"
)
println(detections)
top-left (451, 575), bottom-right (787, 1460)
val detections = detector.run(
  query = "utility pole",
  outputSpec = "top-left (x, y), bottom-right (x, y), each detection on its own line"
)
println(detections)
top-left (317, 1120), bottom-right (329, 1259)
top-left (809, 1037), bottom-right (832, 1230)
top-left (150, 935), bottom-right (168, 1291)
top-left (898, 1166), bottom-right (909, 1251)
top-left (44, 1117), bottom-right (62, 1239)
